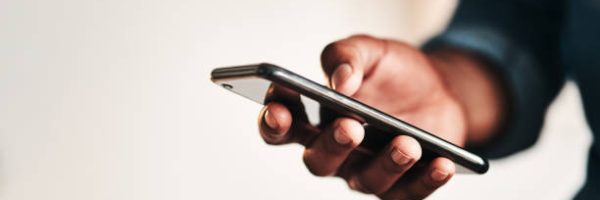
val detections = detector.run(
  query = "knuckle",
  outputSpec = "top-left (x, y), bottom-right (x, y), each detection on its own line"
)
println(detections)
top-left (302, 152), bottom-right (332, 177)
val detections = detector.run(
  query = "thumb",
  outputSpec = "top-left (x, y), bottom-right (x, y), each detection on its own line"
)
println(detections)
top-left (330, 63), bottom-right (362, 96)
top-left (320, 35), bottom-right (387, 96)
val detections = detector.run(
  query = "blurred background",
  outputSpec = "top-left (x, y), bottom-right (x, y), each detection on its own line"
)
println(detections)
top-left (0, 0), bottom-right (592, 199)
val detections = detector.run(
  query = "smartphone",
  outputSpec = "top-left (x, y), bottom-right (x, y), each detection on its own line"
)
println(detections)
top-left (211, 63), bottom-right (489, 174)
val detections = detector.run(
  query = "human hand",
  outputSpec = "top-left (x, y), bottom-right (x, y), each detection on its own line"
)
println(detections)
top-left (257, 35), bottom-right (470, 199)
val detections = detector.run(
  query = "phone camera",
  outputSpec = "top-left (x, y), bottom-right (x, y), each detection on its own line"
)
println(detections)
top-left (221, 83), bottom-right (233, 89)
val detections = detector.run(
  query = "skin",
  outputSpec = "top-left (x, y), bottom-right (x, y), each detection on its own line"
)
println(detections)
top-left (257, 35), bottom-right (505, 199)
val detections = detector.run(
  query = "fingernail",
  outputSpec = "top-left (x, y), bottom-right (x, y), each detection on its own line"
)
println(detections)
top-left (264, 110), bottom-right (280, 131)
top-left (333, 127), bottom-right (351, 145)
top-left (431, 170), bottom-right (449, 182)
top-left (390, 148), bottom-right (412, 166)
top-left (331, 63), bottom-right (352, 90)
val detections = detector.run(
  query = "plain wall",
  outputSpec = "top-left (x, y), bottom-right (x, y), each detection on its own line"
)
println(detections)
top-left (0, 0), bottom-right (591, 199)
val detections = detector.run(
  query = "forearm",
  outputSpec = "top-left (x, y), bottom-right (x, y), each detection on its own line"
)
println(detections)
top-left (426, 47), bottom-right (507, 146)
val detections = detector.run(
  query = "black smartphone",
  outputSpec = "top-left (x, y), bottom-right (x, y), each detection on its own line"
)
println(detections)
top-left (211, 63), bottom-right (489, 174)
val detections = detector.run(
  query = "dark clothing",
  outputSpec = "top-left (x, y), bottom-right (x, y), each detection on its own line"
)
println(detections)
top-left (424, 0), bottom-right (600, 198)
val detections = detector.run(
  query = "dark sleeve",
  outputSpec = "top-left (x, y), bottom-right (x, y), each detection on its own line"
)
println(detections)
top-left (422, 0), bottom-right (567, 158)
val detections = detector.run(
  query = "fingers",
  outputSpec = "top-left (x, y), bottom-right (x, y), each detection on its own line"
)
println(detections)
top-left (320, 35), bottom-right (387, 95)
top-left (258, 102), bottom-right (294, 144)
top-left (349, 135), bottom-right (422, 194)
top-left (259, 103), bottom-right (455, 199)
top-left (303, 118), bottom-right (365, 176)
top-left (380, 157), bottom-right (455, 200)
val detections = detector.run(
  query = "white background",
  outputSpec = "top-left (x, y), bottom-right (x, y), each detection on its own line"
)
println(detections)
top-left (0, 0), bottom-right (592, 199)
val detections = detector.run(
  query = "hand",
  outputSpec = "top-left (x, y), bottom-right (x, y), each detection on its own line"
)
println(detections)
top-left (258, 35), bottom-right (470, 199)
